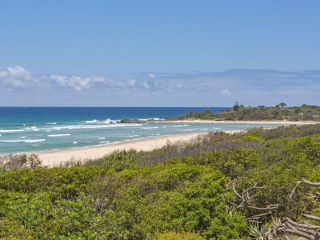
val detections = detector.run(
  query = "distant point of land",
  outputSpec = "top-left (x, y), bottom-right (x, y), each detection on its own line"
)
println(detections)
top-left (168, 103), bottom-right (320, 121)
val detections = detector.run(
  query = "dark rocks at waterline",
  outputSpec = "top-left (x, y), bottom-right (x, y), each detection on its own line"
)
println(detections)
top-left (119, 119), bottom-right (146, 123)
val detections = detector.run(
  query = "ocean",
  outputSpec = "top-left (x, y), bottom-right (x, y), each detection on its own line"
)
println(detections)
top-left (0, 107), bottom-right (282, 154)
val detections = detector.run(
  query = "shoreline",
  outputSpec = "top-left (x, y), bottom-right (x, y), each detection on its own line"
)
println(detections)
top-left (7, 120), bottom-right (318, 167)
top-left (38, 132), bottom-right (206, 167)
top-left (158, 119), bottom-right (318, 125)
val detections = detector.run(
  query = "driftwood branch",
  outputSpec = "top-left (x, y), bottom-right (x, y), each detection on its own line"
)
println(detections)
top-left (234, 179), bottom-right (320, 239)
top-left (248, 211), bottom-right (272, 221)
top-left (304, 214), bottom-right (320, 222)
top-left (278, 179), bottom-right (320, 239)
top-left (232, 183), bottom-right (279, 222)
top-left (282, 217), bottom-right (320, 240)
top-left (290, 178), bottom-right (320, 199)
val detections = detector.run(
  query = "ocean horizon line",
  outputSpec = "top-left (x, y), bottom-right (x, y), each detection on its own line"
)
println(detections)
top-left (0, 106), bottom-right (231, 108)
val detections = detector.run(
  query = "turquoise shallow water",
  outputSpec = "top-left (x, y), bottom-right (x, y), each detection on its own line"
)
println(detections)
top-left (0, 107), bottom-right (283, 154)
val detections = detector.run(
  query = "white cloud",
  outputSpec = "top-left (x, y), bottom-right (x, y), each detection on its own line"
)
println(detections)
top-left (50, 75), bottom-right (104, 91)
top-left (1, 66), bottom-right (320, 108)
top-left (0, 66), bottom-right (33, 88)
top-left (126, 79), bottom-right (136, 87)
top-left (149, 73), bottom-right (155, 79)
top-left (221, 88), bottom-right (232, 95)
top-left (176, 83), bottom-right (182, 89)
top-left (143, 81), bottom-right (150, 89)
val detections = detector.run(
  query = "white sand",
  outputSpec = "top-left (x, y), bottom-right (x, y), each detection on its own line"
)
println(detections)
top-left (39, 132), bottom-right (203, 167)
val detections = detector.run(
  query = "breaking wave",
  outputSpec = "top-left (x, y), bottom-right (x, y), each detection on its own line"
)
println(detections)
top-left (48, 123), bottom-right (142, 131)
top-left (0, 126), bottom-right (39, 133)
top-left (167, 124), bottom-right (190, 128)
top-left (0, 139), bottom-right (46, 143)
top-left (85, 119), bottom-right (118, 124)
top-left (0, 129), bottom-right (25, 133)
top-left (48, 134), bottom-right (71, 137)
top-left (141, 126), bottom-right (159, 130)
top-left (128, 134), bottom-right (140, 138)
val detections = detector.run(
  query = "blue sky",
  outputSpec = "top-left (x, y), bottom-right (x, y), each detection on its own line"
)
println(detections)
top-left (0, 0), bottom-right (319, 106)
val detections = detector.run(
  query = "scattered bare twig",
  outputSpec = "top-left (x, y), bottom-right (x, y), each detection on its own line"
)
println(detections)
top-left (232, 182), bottom-right (279, 223)
top-left (277, 179), bottom-right (320, 239)
top-left (290, 178), bottom-right (320, 199)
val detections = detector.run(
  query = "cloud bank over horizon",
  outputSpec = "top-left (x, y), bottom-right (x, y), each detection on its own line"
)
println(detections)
top-left (0, 66), bottom-right (319, 107)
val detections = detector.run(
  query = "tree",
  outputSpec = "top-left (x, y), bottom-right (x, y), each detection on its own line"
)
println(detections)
top-left (278, 102), bottom-right (287, 108)
top-left (233, 101), bottom-right (240, 111)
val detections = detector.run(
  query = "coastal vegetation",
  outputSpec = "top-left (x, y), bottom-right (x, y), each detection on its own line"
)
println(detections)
top-left (168, 104), bottom-right (320, 121)
top-left (1, 124), bottom-right (320, 238)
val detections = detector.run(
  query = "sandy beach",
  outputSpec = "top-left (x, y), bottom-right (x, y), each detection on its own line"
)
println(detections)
top-left (39, 132), bottom-right (204, 167)
top-left (37, 120), bottom-right (317, 167)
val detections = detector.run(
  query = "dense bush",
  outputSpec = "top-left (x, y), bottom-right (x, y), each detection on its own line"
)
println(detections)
top-left (155, 232), bottom-right (204, 240)
top-left (0, 163), bottom-right (247, 239)
top-left (169, 104), bottom-right (320, 121)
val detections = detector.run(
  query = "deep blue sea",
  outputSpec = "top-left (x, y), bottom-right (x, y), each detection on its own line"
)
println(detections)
top-left (0, 107), bottom-right (283, 154)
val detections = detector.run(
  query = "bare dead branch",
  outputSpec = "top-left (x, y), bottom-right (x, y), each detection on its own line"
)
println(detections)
top-left (285, 228), bottom-right (313, 240)
top-left (290, 178), bottom-right (320, 199)
top-left (248, 211), bottom-right (272, 220)
top-left (247, 204), bottom-right (279, 211)
top-left (278, 179), bottom-right (320, 239)
top-left (232, 183), bottom-right (279, 223)
top-left (287, 218), bottom-right (320, 230)
top-left (232, 183), bottom-right (242, 199)
top-left (304, 214), bottom-right (320, 222)
top-left (242, 183), bottom-right (265, 194)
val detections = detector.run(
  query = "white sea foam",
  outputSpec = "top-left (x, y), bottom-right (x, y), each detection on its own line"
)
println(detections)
top-left (98, 137), bottom-right (106, 140)
top-left (85, 119), bottom-right (99, 124)
top-left (99, 140), bottom-right (110, 144)
top-left (128, 134), bottom-right (140, 138)
top-left (151, 118), bottom-right (163, 121)
top-left (138, 118), bottom-right (164, 121)
top-left (46, 122), bottom-right (57, 125)
top-left (85, 119), bottom-right (118, 124)
top-left (48, 134), bottom-right (71, 137)
top-left (0, 126), bottom-right (40, 133)
top-left (167, 124), bottom-right (190, 128)
top-left (49, 123), bottom-right (142, 131)
top-left (24, 126), bottom-right (39, 131)
top-left (141, 126), bottom-right (159, 130)
top-left (0, 139), bottom-right (46, 143)
top-left (73, 141), bottom-right (78, 144)
top-left (0, 129), bottom-right (25, 133)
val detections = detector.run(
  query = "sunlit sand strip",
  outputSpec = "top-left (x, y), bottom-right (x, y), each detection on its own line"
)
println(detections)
top-left (38, 132), bottom-right (213, 167)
